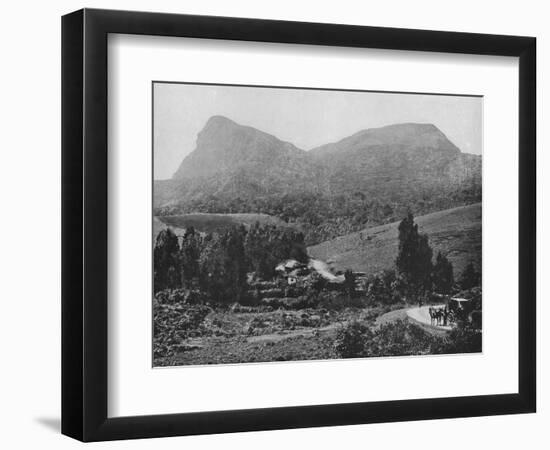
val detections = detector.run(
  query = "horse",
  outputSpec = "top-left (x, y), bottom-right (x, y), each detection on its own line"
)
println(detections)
top-left (428, 306), bottom-right (437, 325)
top-left (435, 309), bottom-right (443, 326)
top-left (431, 308), bottom-right (446, 326)
top-left (443, 307), bottom-right (449, 326)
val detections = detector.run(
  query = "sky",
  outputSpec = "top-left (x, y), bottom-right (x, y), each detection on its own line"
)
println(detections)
top-left (153, 82), bottom-right (482, 180)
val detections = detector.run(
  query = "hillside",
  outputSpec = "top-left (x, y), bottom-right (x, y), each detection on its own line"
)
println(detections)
top-left (310, 123), bottom-right (481, 198)
top-left (155, 118), bottom-right (481, 210)
top-left (166, 116), bottom-right (324, 203)
top-left (308, 203), bottom-right (481, 278)
top-left (154, 117), bottom-right (481, 245)
top-left (154, 213), bottom-right (293, 238)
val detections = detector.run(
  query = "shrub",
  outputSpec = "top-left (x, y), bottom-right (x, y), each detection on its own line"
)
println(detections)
top-left (364, 320), bottom-right (435, 357)
top-left (305, 272), bottom-right (327, 292)
top-left (154, 288), bottom-right (209, 305)
top-left (470, 310), bottom-right (482, 330)
top-left (284, 285), bottom-right (305, 298)
top-left (333, 321), bottom-right (373, 358)
top-left (333, 319), bottom-right (442, 359)
top-left (432, 326), bottom-right (482, 354)
top-left (366, 270), bottom-right (401, 305)
top-left (153, 303), bottom-right (211, 358)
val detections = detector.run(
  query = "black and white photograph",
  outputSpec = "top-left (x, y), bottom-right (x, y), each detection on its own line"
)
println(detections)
top-left (0, 0), bottom-right (543, 447)
top-left (152, 83), bottom-right (483, 367)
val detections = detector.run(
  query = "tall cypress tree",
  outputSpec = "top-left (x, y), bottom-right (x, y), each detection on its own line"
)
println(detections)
top-left (222, 226), bottom-right (248, 303)
top-left (153, 228), bottom-right (180, 292)
top-left (459, 262), bottom-right (481, 290)
top-left (432, 251), bottom-right (454, 294)
top-left (179, 226), bottom-right (202, 288)
top-left (198, 235), bottom-right (227, 303)
top-left (395, 212), bottom-right (433, 297)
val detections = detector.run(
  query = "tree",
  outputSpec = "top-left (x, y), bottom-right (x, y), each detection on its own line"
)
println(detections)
top-left (179, 226), bottom-right (202, 288)
top-left (244, 223), bottom-right (308, 280)
top-left (220, 226), bottom-right (248, 303)
top-left (153, 229), bottom-right (180, 292)
top-left (459, 262), bottom-right (481, 290)
top-left (366, 271), bottom-right (395, 304)
top-left (308, 271), bottom-right (327, 292)
top-left (333, 321), bottom-right (371, 358)
top-left (395, 212), bottom-right (433, 298)
top-left (244, 222), bottom-right (276, 279)
top-left (286, 230), bottom-right (309, 263)
top-left (197, 227), bottom-right (249, 304)
top-left (432, 251), bottom-right (454, 294)
top-left (198, 236), bottom-right (227, 303)
top-left (343, 270), bottom-right (356, 298)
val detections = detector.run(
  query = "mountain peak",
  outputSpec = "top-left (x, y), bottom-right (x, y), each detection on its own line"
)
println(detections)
top-left (157, 119), bottom-right (480, 210)
top-left (172, 116), bottom-right (308, 181)
top-left (204, 115), bottom-right (237, 127)
top-left (311, 122), bottom-right (459, 158)
top-left (350, 122), bottom-right (447, 142)
top-left (199, 115), bottom-right (242, 136)
top-left (375, 122), bottom-right (439, 134)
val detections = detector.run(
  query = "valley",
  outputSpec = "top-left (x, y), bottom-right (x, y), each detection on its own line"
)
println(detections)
top-left (152, 114), bottom-right (483, 366)
top-left (308, 202), bottom-right (481, 277)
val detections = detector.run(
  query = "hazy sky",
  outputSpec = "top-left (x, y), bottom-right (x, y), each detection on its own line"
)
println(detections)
top-left (153, 83), bottom-right (482, 180)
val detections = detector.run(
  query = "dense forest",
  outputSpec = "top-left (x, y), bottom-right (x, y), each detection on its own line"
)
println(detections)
top-left (154, 223), bottom-right (308, 298)
top-left (154, 184), bottom-right (480, 245)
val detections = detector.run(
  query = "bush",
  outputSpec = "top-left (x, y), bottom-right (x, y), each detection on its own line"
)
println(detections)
top-left (470, 310), bottom-right (482, 330)
top-left (366, 270), bottom-right (401, 305)
top-left (432, 326), bottom-right (482, 354)
top-left (333, 319), bottom-right (443, 359)
top-left (333, 321), bottom-right (373, 358)
top-left (153, 303), bottom-right (211, 358)
top-left (154, 288), bottom-right (210, 305)
top-left (364, 320), bottom-right (435, 357)
top-left (284, 285), bottom-right (305, 298)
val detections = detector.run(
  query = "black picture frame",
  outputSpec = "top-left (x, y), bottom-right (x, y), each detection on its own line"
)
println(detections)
top-left (62, 8), bottom-right (536, 442)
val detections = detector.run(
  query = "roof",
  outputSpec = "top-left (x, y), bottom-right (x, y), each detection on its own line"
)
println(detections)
top-left (275, 259), bottom-right (305, 272)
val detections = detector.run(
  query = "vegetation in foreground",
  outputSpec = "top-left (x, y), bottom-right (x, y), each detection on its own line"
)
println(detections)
top-left (153, 212), bottom-right (482, 366)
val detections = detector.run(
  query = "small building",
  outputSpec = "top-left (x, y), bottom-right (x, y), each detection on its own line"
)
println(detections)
top-left (275, 259), bottom-right (306, 273)
top-left (275, 259), bottom-right (309, 285)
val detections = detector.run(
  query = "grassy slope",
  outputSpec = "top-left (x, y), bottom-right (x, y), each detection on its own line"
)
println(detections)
top-left (155, 212), bottom-right (292, 237)
top-left (308, 203), bottom-right (481, 277)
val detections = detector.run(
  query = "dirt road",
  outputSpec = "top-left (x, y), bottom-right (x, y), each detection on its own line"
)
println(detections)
top-left (376, 305), bottom-right (451, 336)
